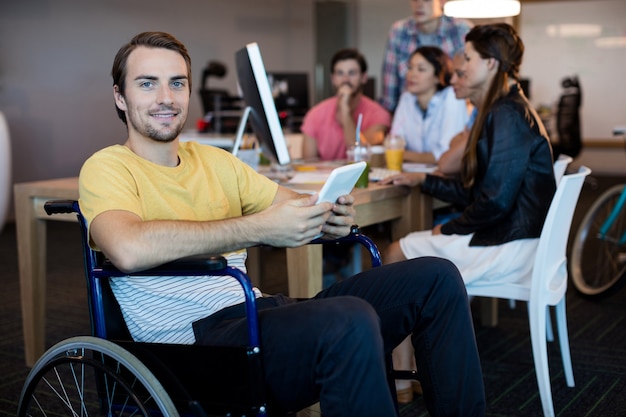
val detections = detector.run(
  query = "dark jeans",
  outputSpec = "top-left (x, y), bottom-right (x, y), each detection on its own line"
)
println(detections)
top-left (193, 257), bottom-right (485, 417)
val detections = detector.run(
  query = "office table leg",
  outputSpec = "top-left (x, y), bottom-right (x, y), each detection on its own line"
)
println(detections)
top-left (391, 188), bottom-right (432, 240)
top-left (286, 245), bottom-right (323, 298)
top-left (15, 188), bottom-right (47, 367)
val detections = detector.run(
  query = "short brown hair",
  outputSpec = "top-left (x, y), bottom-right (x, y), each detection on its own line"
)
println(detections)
top-left (331, 48), bottom-right (368, 74)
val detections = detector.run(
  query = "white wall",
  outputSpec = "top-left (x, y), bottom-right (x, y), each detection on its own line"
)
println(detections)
top-left (0, 0), bottom-right (315, 188)
top-left (520, 0), bottom-right (626, 141)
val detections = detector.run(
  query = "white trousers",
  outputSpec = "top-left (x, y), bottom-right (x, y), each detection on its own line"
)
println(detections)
top-left (399, 231), bottom-right (539, 285)
top-left (395, 230), bottom-right (539, 392)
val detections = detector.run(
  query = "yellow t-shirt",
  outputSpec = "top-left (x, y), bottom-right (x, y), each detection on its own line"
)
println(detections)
top-left (80, 141), bottom-right (278, 247)
top-left (78, 141), bottom-right (279, 344)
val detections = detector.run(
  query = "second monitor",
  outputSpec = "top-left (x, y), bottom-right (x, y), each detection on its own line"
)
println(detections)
top-left (267, 72), bottom-right (310, 132)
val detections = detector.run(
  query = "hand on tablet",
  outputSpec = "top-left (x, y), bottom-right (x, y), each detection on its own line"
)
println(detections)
top-left (320, 194), bottom-right (355, 239)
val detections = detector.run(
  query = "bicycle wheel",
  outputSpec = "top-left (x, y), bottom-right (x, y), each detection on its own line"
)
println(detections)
top-left (17, 336), bottom-right (179, 417)
top-left (570, 184), bottom-right (626, 296)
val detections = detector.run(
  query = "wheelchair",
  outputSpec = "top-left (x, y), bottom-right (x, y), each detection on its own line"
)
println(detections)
top-left (17, 199), bottom-right (388, 417)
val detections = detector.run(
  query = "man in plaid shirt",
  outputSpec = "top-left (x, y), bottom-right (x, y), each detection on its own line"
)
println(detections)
top-left (381, 0), bottom-right (472, 113)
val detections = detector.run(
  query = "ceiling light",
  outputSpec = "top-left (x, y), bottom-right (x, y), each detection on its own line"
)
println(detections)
top-left (443, 0), bottom-right (521, 19)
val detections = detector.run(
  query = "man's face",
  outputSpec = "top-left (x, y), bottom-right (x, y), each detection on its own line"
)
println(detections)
top-left (114, 46), bottom-right (190, 143)
top-left (410, 0), bottom-right (442, 24)
top-left (331, 59), bottom-right (367, 96)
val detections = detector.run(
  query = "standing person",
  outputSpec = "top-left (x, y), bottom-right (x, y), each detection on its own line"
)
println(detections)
top-left (382, 23), bottom-right (556, 405)
top-left (389, 46), bottom-right (469, 165)
top-left (301, 48), bottom-right (391, 161)
top-left (381, 0), bottom-right (472, 113)
top-left (79, 31), bottom-right (485, 417)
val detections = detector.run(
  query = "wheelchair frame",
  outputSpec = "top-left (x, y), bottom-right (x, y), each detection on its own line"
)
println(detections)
top-left (18, 199), bottom-right (382, 417)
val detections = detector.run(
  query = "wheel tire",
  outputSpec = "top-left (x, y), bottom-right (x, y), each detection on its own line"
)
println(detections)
top-left (17, 336), bottom-right (179, 417)
top-left (570, 185), bottom-right (626, 297)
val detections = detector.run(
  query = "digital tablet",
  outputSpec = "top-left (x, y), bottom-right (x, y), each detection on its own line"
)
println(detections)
top-left (316, 161), bottom-right (367, 204)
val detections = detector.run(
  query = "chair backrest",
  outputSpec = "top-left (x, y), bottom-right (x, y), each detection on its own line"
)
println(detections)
top-left (531, 166), bottom-right (591, 306)
top-left (43, 200), bottom-right (382, 342)
top-left (553, 154), bottom-right (573, 185)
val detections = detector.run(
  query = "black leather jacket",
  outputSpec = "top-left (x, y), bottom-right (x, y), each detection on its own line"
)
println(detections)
top-left (422, 84), bottom-right (556, 246)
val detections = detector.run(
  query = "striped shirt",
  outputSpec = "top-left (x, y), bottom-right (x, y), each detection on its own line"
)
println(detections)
top-left (109, 252), bottom-right (258, 344)
top-left (381, 15), bottom-right (472, 113)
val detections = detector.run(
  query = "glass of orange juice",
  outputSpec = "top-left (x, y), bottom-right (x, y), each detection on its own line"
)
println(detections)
top-left (384, 135), bottom-right (405, 171)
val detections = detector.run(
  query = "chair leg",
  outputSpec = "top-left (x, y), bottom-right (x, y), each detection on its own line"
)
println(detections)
top-left (555, 298), bottom-right (575, 387)
top-left (546, 306), bottom-right (554, 342)
top-left (349, 244), bottom-right (363, 276)
top-left (528, 302), bottom-right (556, 417)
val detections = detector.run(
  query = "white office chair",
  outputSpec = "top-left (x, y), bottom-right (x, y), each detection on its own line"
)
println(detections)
top-left (466, 166), bottom-right (591, 417)
top-left (508, 153), bottom-right (574, 312)
top-left (553, 154), bottom-right (573, 185)
top-left (0, 112), bottom-right (11, 234)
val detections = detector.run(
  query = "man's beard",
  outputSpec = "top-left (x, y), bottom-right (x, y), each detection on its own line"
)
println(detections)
top-left (143, 123), bottom-right (181, 143)
top-left (128, 107), bottom-right (185, 143)
top-left (342, 82), bottom-right (363, 98)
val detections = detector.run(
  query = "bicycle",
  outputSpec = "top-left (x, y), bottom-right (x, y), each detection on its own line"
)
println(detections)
top-left (570, 127), bottom-right (626, 297)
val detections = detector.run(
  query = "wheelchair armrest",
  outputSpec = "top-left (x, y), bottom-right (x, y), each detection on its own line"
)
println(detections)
top-left (44, 199), bottom-right (79, 215)
top-left (310, 225), bottom-right (382, 268)
top-left (99, 255), bottom-right (229, 275)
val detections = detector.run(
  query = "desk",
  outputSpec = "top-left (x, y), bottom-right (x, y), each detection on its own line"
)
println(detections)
top-left (281, 183), bottom-right (432, 297)
top-left (15, 178), bottom-right (80, 367)
top-left (15, 178), bottom-right (431, 366)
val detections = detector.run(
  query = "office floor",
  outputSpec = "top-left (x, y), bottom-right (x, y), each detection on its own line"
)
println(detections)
top-left (1, 173), bottom-right (625, 416)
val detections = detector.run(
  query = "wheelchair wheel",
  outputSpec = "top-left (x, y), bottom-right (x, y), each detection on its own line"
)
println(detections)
top-left (570, 184), bottom-right (626, 297)
top-left (17, 336), bottom-right (179, 417)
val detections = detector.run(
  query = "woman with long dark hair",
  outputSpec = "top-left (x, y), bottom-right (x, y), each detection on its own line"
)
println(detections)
top-left (382, 23), bottom-right (556, 404)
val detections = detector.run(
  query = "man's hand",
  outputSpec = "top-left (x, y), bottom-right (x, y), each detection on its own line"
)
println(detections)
top-left (335, 84), bottom-right (352, 125)
top-left (255, 193), bottom-right (332, 247)
top-left (320, 193), bottom-right (355, 239)
top-left (379, 172), bottom-right (426, 187)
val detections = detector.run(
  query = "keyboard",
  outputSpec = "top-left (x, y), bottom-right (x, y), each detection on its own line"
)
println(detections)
top-left (369, 167), bottom-right (400, 182)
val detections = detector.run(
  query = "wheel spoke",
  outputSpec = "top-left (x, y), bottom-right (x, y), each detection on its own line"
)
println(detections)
top-left (40, 372), bottom-right (80, 417)
top-left (18, 337), bottom-right (179, 417)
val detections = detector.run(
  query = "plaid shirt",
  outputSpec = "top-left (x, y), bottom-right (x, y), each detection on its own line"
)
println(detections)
top-left (381, 15), bottom-right (472, 113)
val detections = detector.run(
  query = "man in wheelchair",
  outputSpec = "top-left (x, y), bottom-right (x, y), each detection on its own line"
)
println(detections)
top-left (78, 31), bottom-right (485, 416)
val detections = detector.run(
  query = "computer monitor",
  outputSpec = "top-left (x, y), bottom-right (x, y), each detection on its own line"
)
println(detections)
top-left (266, 72), bottom-right (309, 132)
top-left (234, 43), bottom-right (291, 167)
top-left (266, 72), bottom-right (310, 112)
